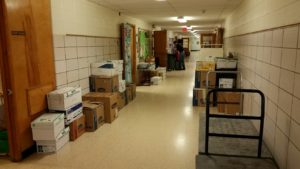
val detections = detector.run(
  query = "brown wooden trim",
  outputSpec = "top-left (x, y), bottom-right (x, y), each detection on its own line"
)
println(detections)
top-left (0, 0), bottom-right (20, 161)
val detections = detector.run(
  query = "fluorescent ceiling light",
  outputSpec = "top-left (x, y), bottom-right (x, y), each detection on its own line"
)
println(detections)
top-left (177, 16), bottom-right (187, 23)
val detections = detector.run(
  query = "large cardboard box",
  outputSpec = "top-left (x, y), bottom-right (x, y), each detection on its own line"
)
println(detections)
top-left (217, 92), bottom-right (241, 114)
top-left (119, 80), bottom-right (126, 93)
top-left (49, 103), bottom-right (83, 125)
top-left (192, 88), bottom-right (213, 107)
top-left (89, 75), bottom-right (119, 93)
top-left (83, 101), bottom-right (105, 131)
top-left (36, 127), bottom-right (69, 153)
top-left (47, 87), bottom-right (82, 111)
top-left (126, 86), bottom-right (133, 103)
top-left (117, 92), bottom-right (126, 110)
top-left (83, 93), bottom-right (118, 123)
top-left (195, 71), bottom-right (216, 88)
top-left (127, 83), bottom-right (136, 99)
top-left (69, 115), bottom-right (85, 141)
top-left (31, 113), bottom-right (65, 140)
top-left (91, 62), bottom-right (118, 77)
top-left (196, 61), bottom-right (215, 71)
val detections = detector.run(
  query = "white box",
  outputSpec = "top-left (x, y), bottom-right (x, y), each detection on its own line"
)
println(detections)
top-left (91, 67), bottom-right (118, 77)
top-left (157, 67), bottom-right (167, 80)
top-left (47, 87), bottom-right (82, 111)
top-left (151, 76), bottom-right (162, 85)
top-left (50, 103), bottom-right (83, 125)
top-left (216, 59), bottom-right (237, 69)
top-left (31, 113), bottom-right (65, 140)
top-left (219, 78), bottom-right (234, 88)
top-left (36, 127), bottom-right (70, 153)
top-left (119, 80), bottom-right (126, 92)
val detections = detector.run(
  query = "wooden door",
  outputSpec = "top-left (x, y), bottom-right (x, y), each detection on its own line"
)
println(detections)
top-left (154, 30), bottom-right (167, 67)
top-left (0, 0), bottom-right (56, 161)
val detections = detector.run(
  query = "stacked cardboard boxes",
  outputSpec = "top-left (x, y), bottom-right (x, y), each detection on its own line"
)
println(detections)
top-left (83, 93), bottom-right (118, 123)
top-left (217, 92), bottom-right (241, 114)
top-left (31, 113), bottom-right (69, 153)
top-left (82, 101), bottom-right (105, 131)
top-left (47, 87), bottom-right (84, 141)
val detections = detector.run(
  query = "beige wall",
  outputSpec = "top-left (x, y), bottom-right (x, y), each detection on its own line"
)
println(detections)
top-left (51, 0), bottom-right (152, 37)
top-left (224, 0), bottom-right (300, 37)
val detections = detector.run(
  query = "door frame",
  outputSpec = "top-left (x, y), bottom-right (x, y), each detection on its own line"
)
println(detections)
top-left (0, 0), bottom-right (19, 161)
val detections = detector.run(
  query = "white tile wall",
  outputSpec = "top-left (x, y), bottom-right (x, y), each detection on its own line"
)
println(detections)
top-left (77, 47), bottom-right (88, 58)
top-left (65, 47), bottom-right (78, 59)
top-left (279, 69), bottom-right (295, 93)
top-left (224, 25), bottom-right (300, 169)
top-left (269, 65), bottom-right (280, 85)
top-left (264, 31), bottom-right (273, 46)
top-left (296, 50), bottom-right (300, 73)
top-left (274, 129), bottom-right (289, 169)
top-left (267, 100), bottom-right (278, 122)
top-left (272, 29), bottom-right (283, 47)
top-left (281, 49), bottom-right (297, 71)
top-left (55, 60), bottom-right (66, 73)
top-left (292, 97), bottom-right (300, 123)
top-left (287, 143), bottom-right (300, 169)
top-left (53, 35), bottom-right (121, 94)
top-left (290, 120), bottom-right (300, 149)
top-left (79, 68), bottom-right (89, 79)
top-left (271, 48), bottom-right (282, 66)
top-left (56, 73), bottom-right (67, 86)
top-left (294, 73), bottom-right (300, 98)
top-left (76, 37), bottom-right (87, 47)
top-left (283, 26), bottom-right (299, 48)
top-left (67, 70), bottom-right (79, 83)
top-left (276, 109), bottom-right (291, 137)
top-left (66, 59), bottom-right (79, 71)
top-left (65, 36), bottom-right (77, 47)
top-left (278, 89), bottom-right (293, 116)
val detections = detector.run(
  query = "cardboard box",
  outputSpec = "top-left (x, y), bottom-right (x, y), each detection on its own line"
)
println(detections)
top-left (195, 71), bottom-right (216, 88)
top-left (196, 61), bottom-right (215, 71)
top-left (91, 62), bottom-right (118, 77)
top-left (50, 103), bottom-right (83, 125)
top-left (219, 78), bottom-right (234, 88)
top-left (47, 87), bottom-right (82, 111)
top-left (151, 76), bottom-right (162, 85)
top-left (150, 70), bottom-right (159, 77)
top-left (31, 113), bottom-right (65, 140)
top-left (69, 115), bottom-right (85, 141)
top-left (127, 83), bottom-right (136, 99)
top-left (192, 88), bottom-right (213, 107)
top-left (83, 101), bottom-right (105, 131)
top-left (83, 93), bottom-right (118, 123)
top-left (36, 127), bottom-right (69, 153)
top-left (117, 92), bottom-right (126, 110)
top-left (89, 75), bottom-right (119, 93)
top-left (126, 86), bottom-right (133, 103)
top-left (217, 92), bottom-right (241, 114)
top-left (157, 67), bottom-right (167, 79)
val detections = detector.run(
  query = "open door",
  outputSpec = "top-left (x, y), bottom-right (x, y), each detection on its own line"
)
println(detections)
top-left (0, 0), bottom-right (56, 161)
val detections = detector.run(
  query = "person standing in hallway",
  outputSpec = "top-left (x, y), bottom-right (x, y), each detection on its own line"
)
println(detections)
top-left (176, 44), bottom-right (185, 70)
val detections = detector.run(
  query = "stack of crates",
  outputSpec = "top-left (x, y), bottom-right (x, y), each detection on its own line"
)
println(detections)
top-left (193, 61), bottom-right (216, 107)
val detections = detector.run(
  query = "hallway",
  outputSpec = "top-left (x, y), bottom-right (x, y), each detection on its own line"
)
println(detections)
top-left (0, 59), bottom-right (202, 169)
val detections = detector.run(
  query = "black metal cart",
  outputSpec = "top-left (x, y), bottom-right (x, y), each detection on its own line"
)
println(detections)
top-left (196, 88), bottom-right (278, 169)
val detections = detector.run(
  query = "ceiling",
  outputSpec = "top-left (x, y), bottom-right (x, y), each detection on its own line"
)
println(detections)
top-left (89, 0), bottom-right (243, 36)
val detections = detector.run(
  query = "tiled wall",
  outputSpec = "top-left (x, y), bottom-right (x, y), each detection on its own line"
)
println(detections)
top-left (53, 35), bottom-right (121, 95)
top-left (224, 24), bottom-right (300, 169)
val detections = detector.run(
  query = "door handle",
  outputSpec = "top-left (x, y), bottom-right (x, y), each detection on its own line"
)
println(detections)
top-left (7, 89), bottom-right (13, 96)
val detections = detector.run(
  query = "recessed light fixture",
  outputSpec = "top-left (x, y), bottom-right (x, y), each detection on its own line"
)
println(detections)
top-left (177, 16), bottom-right (187, 23)
top-left (155, 0), bottom-right (167, 2)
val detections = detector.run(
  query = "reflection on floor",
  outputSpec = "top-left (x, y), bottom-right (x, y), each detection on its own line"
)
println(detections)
top-left (0, 60), bottom-right (202, 169)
